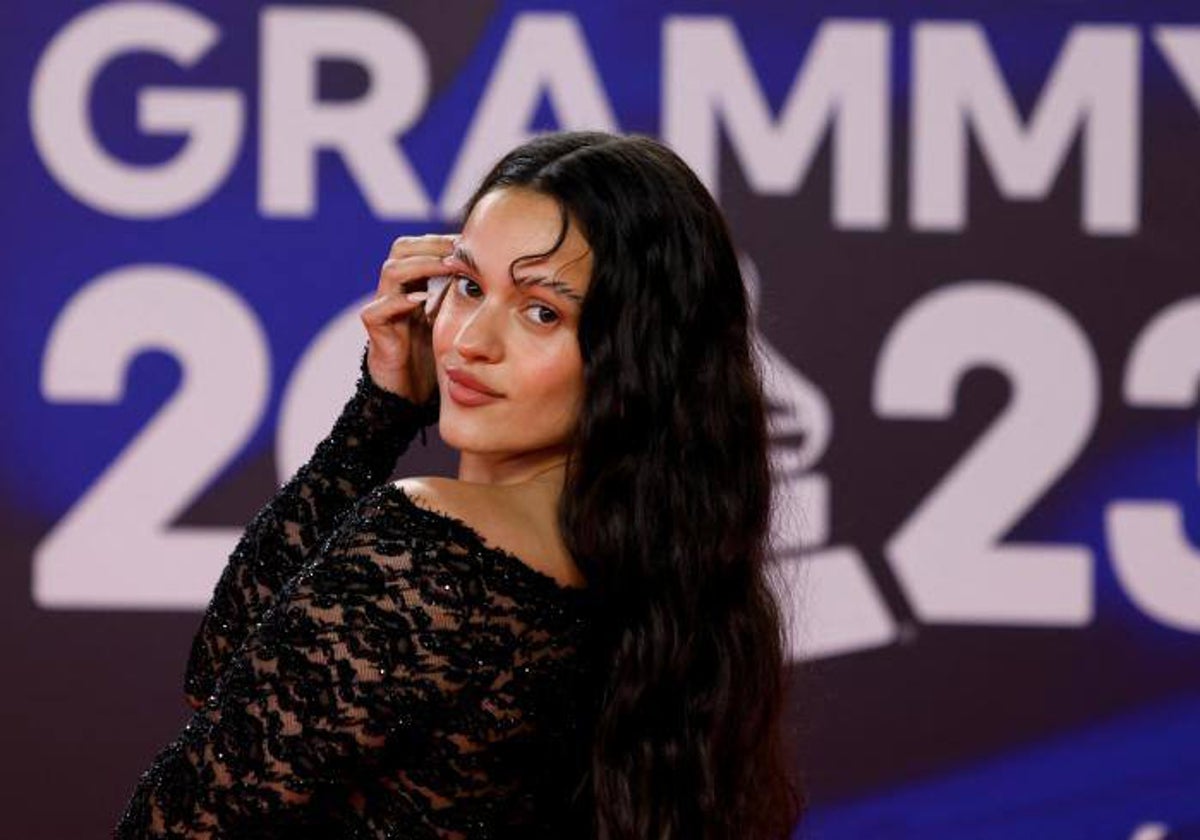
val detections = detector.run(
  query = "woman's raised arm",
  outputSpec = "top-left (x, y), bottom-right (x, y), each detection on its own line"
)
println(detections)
top-left (182, 343), bottom-right (439, 709)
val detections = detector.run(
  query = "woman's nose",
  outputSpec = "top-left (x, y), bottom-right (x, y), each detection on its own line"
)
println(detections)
top-left (453, 301), bottom-right (504, 361)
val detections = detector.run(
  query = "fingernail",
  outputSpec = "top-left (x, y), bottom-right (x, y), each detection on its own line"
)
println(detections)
top-left (406, 291), bottom-right (429, 302)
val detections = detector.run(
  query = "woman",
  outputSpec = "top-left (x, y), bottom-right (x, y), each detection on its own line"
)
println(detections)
top-left (115, 131), bottom-right (806, 838)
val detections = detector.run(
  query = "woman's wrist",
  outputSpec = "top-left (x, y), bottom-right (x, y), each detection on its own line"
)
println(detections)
top-left (357, 343), bottom-right (440, 427)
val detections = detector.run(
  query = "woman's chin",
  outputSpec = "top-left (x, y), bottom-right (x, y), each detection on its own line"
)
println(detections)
top-left (437, 421), bottom-right (504, 454)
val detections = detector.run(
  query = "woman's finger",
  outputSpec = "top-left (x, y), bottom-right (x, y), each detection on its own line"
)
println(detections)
top-left (357, 233), bottom-right (453, 403)
top-left (376, 254), bottom-right (450, 296)
top-left (360, 288), bottom-right (425, 327)
top-left (387, 233), bottom-right (457, 261)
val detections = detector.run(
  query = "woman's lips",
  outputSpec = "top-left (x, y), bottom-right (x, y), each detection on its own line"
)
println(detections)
top-left (445, 371), bottom-right (504, 406)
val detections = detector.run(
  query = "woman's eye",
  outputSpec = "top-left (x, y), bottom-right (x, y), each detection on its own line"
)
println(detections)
top-left (453, 275), bottom-right (482, 298)
top-left (451, 274), bottom-right (558, 326)
top-left (526, 304), bottom-right (560, 326)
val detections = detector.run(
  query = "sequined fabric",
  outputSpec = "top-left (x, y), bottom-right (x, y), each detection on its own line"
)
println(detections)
top-left (114, 343), bottom-right (596, 839)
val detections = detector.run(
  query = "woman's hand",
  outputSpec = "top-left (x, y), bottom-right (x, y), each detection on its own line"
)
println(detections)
top-left (358, 234), bottom-right (456, 404)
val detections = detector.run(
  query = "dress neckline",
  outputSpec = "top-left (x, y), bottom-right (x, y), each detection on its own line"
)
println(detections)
top-left (378, 482), bottom-right (589, 599)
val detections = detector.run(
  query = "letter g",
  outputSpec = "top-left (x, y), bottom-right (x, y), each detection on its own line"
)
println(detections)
top-left (30, 1), bottom-right (244, 218)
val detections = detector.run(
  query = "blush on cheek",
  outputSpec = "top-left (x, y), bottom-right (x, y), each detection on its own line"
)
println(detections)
top-left (533, 370), bottom-right (584, 425)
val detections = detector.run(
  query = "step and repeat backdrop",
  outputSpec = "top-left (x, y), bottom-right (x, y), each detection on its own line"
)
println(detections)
top-left (3, 1), bottom-right (1199, 836)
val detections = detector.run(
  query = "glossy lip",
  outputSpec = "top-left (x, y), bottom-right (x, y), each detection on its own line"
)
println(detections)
top-left (446, 367), bottom-right (502, 396)
top-left (445, 367), bottom-right (504, 405)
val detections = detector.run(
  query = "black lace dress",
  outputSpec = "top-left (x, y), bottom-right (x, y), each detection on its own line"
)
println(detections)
top-left (114, 345), bottom-right (598, 839)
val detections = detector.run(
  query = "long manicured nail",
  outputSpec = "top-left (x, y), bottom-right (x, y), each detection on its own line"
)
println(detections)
top-left (406, 291), bottom-right (429, 302)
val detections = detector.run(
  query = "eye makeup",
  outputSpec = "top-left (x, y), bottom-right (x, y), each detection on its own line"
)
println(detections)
top-left (451, 243), bottom-right (584, 309)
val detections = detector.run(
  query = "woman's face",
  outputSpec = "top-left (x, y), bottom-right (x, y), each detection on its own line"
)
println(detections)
top-left (432, 187), bottom-right (592, 461)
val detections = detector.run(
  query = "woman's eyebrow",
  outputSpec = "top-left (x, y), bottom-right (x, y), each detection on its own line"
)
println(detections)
top-left (452, 244), bottom-right (481, 274)
top-left (514, 275), bottom-right (584, 306)
top-left (454, 243), bottom-right (583, 306)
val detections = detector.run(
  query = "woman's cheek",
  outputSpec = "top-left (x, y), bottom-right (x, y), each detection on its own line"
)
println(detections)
top-left (534, 342), bottom-right (584, 407)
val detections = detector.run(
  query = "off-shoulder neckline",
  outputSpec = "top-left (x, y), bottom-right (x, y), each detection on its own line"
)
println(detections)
top-left (378, 482), bottom-right (589, 599)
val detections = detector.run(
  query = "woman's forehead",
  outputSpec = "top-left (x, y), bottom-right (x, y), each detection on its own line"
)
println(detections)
top-left (460, 188), bottom-right (592, 286)
top-left (465, 188), bottom-right (564, 241)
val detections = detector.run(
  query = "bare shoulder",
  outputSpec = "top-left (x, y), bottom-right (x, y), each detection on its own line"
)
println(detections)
top-left (390, 477), bottom-right (585, 589)
top-left (392, 476), bottom-right (500, 526)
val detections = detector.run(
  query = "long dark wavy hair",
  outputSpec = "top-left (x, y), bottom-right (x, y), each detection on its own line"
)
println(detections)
top-left (461, 131), bottom-right (806, 839)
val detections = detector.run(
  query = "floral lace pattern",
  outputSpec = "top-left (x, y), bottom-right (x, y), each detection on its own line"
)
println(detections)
top-left (115, 344), bottom-right (596, 838)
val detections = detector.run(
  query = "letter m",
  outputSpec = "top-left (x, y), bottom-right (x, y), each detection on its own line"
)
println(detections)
top-left (912, 23), bottom-right (1139, 235)
top-left (664, 17), bottom-right (889, 230)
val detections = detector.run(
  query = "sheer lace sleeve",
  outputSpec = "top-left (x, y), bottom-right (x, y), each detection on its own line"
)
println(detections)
top-left (118, 481), bottom-right (596, 838)
top-left (182, 343), bottom-right (439, 709)
top-left (115, 494), bottom-right (478, 839)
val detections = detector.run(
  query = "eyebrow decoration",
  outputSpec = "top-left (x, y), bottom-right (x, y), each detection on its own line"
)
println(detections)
top-left (514, 275), bottom-right (585, 306)
top-left (452, 244), bottom-right (584, 307)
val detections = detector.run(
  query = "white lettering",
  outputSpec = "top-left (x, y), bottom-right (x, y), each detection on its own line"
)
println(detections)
top-left (260, 7), bottom-right (432, 218)
top-left (911, 23), bottom-right (1139, 235)
top-left (30, 1), bottom-right (243, 218)
top-left (439, 13), bottom-right (618, 218)
top-left (664, 17), bottom-right (890, 229)
top-left (1155, 27), bottom-right (1200, 118)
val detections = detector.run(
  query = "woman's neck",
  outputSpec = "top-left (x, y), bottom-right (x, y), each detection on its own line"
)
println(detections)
top-left (455, 449), bottom-right (567, 492)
